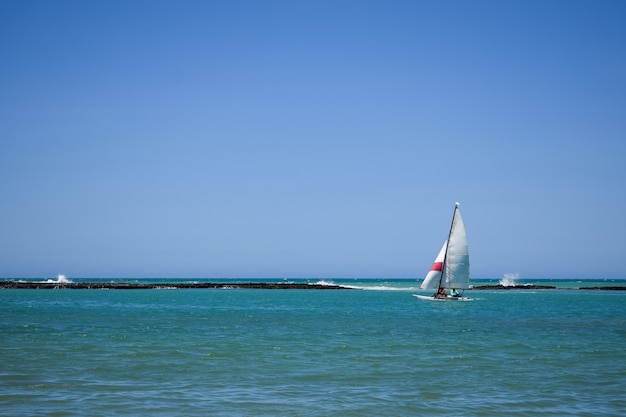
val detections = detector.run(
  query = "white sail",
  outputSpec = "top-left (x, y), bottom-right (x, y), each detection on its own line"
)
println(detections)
top-left (419, 241), bottom-right (447, 290)
top-left (442, 205), bottom-right (470, 289)
top-left (419, 203), bottom-right (470, 292)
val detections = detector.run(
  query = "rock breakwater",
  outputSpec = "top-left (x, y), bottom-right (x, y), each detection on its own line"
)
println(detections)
top-left (0, 281), bottom-right (349, 290)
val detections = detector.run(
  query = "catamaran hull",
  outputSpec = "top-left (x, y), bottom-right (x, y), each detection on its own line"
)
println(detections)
top-left (413, 294), bottom-right (473, 301)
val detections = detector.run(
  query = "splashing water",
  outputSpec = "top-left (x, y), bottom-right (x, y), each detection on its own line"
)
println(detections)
top-left (499, 273), bottom-right (519, 287)
top-left (46, 274), bottom-right (72, 284)
top-left (314, 280), bottom-right (337, 287)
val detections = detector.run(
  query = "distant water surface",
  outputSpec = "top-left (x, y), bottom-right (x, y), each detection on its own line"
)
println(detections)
top-left (1, 278), bottom-right (624, 416)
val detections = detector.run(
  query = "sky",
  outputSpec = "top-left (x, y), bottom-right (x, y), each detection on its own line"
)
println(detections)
top-left (1, 0), bottom-right (625, 279)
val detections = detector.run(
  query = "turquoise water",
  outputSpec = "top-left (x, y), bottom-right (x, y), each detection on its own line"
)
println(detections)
top-left (1, 279), bottom-right (625, 416)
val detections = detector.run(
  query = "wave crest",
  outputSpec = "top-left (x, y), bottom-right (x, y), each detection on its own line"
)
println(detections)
top-left (499, 273), bottom-right (519, 287)
top-left (46, 274), bottom-right (72, 284)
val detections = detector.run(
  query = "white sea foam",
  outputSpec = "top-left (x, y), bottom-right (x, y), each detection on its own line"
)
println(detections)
top-left (314, 280), bottom-right (338, 287)
top-left (499, 273), bottom-right (519, 287)
top-left (339, 283), bottom-right (417, 291)
top-left (313, 280), bottom-right (417, 291)
top-left (46, 274), bottom-right (72, 284)
top-left (355, 285), bottom-right (416, 291)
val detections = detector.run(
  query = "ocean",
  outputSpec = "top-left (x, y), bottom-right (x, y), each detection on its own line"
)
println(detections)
top-left (1, 278), bottom-right (624, 416)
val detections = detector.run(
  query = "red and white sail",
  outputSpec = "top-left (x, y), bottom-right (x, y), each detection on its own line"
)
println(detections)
top-left (419, 241), bottom-right (447, 290)
top-left (419, 203), bottom-right (470, 290)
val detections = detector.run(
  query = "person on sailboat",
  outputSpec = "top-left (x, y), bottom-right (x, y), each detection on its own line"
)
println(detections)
top-left (450, 288), bottom-right (460, 297)
top-left (435, 288), bottom-right (447, 298)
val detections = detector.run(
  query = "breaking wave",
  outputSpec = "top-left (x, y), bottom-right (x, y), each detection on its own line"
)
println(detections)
top-left (314, 280), bottom-right (340, 287)
top-left (350, 284), bottom-right (417, 291)
top-left (313, 280), bottom-right (417, 291)
top-left (46, 274), bottom-right (72, 284)
top-left (499, 273), bottom-right (519, 287)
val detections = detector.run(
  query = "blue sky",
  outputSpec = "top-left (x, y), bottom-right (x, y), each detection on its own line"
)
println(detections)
top-left (1, 0), bottom-right (625, 279)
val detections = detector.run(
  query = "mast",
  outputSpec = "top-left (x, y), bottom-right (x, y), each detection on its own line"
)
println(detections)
top-left (438, 202), bottom-right (460, 291)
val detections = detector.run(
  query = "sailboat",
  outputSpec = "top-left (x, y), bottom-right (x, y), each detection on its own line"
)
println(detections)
top-left (413, 202), bottom-right (472, 301)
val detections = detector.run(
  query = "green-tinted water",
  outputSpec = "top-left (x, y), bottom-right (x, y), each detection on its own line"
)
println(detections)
top-left (1, 280), bottom-right (625, 416)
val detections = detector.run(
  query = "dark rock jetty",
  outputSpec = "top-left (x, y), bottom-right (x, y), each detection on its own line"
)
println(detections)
top-left (0, 281), bottom-right (349, 290)
top-left (472, 284), bottom-right (556, 290)
top-left (473, 284), bottom-right (626, 290)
